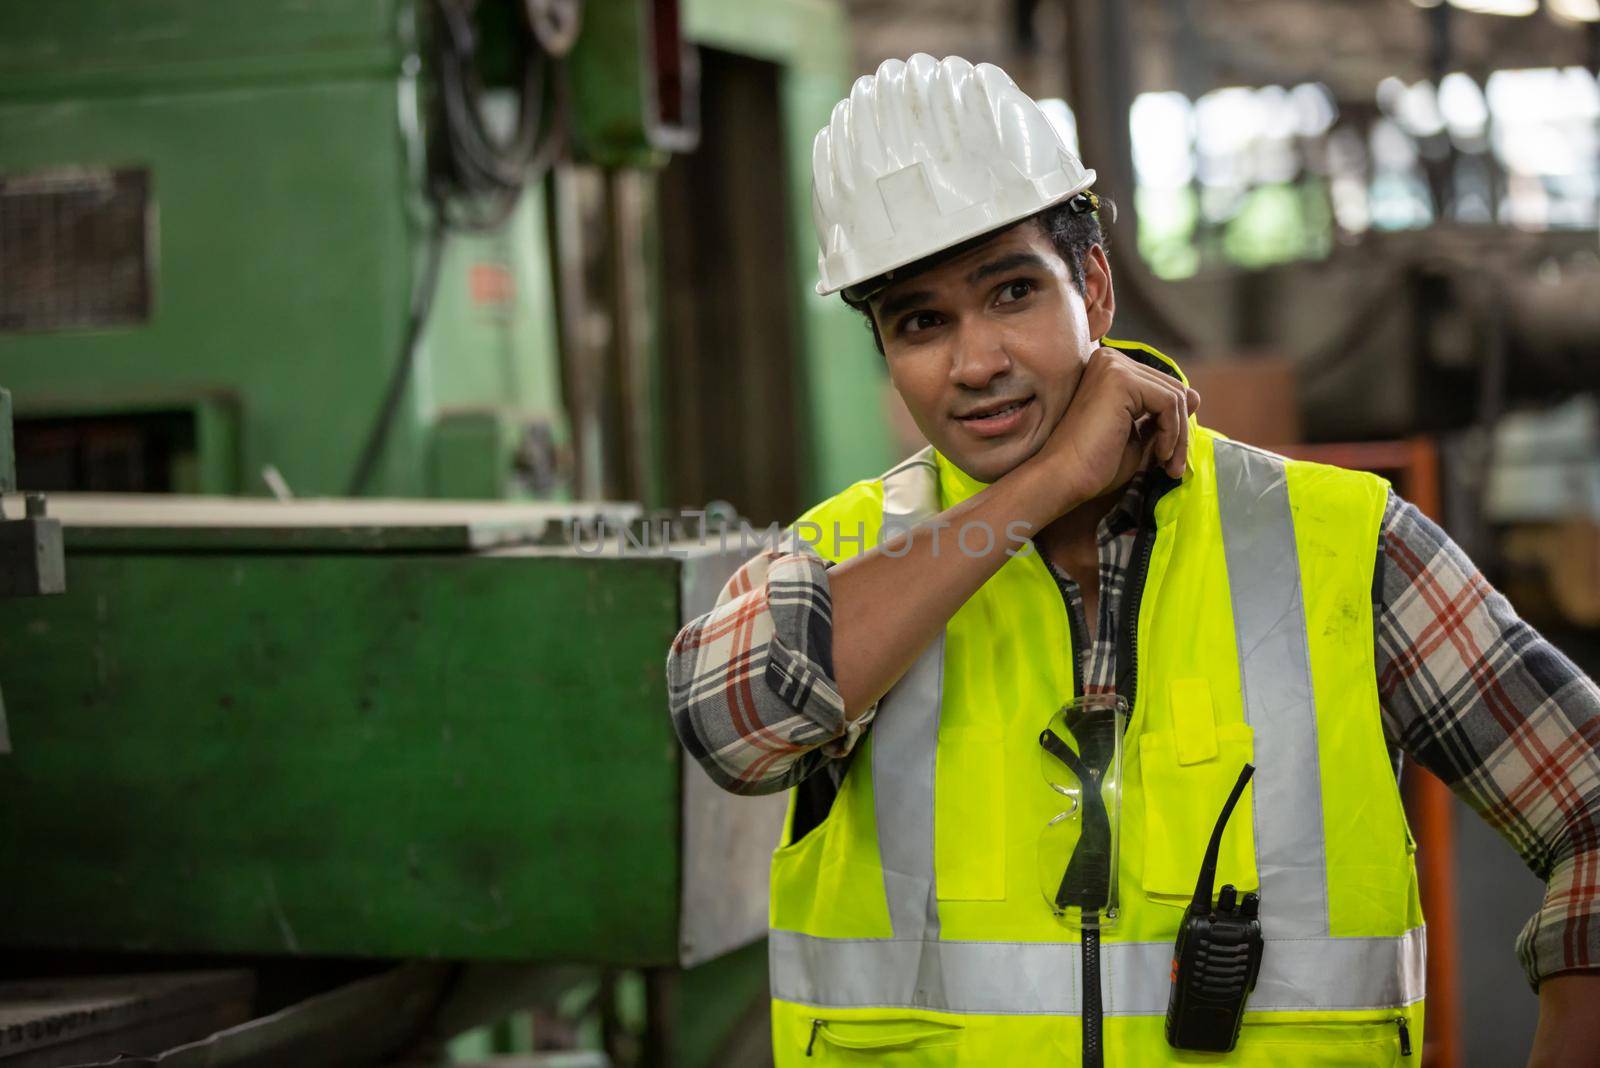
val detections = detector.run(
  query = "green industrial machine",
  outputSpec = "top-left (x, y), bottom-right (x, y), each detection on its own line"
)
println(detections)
top-left (0, 496), bottom-right (779, 1063)
top-left (0, 0), bottom-right (569, 499)
top-left (0, 1), bottom-right (888, 1063)
top-left (0, 497), bottom-right (771, 966)
top-left (0, 0), bottom-right (896, 507)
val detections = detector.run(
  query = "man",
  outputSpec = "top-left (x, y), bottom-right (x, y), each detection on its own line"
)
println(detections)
top-left (668, 54), bottom-right (1600, 1066)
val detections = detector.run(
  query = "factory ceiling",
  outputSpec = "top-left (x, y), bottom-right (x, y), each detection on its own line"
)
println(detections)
top-left (846, 0), bottom-right (1597, 102)
top-left (1175, 0), bottom-right (1594, 99)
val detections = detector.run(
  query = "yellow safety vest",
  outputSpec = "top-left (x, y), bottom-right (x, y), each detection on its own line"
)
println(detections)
top-left (769, 343), bottom-right (1425, 1066)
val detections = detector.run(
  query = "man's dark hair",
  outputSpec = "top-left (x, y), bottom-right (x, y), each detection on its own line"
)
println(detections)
top-left (843, 194), bottom-right (1110, 354)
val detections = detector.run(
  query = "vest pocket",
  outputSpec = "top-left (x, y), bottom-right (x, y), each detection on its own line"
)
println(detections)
top-left (1230, 1013), bottom-right (1412, 1066)
top-left (935, 727), bottom-right (1006, 900)
top-left (804, 1016), bottom-right (964, 1063)
top-left (1139, 721), bottom-right (1259, 903)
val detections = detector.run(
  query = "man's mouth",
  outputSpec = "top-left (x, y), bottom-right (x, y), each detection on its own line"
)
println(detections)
top-left (953, 396), bottom-right (1030, 422)
top-left (954, 395), bottom-right (1035, 436)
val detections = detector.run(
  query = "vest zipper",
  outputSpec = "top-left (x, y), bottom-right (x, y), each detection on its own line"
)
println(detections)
top-left (1064, 579), bottom-right (1088, 697)
top-left (1045, 468), bottom-right (1178, 1068)
top-left (1042, 561), bottom-right (1097, 1067)
top-left (1082, 914), bottom-right (1103, 1068)
top-left (1395, 1015), bottom-right (1412, 1056)
top-left (1093, 470), bottom-right (1174, 1068)
top-left (1116, 469), bottom-right (1178, 712)
top-left (806, 1018), bottom-right (820, 1056)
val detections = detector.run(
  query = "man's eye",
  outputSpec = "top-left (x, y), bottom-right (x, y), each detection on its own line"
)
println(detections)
top-left (996, 279), bottom-right (1035, 305)
top-left (900, 311), bottom-right (942, 334)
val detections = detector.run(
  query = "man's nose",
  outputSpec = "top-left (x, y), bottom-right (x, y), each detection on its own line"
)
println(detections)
top-left (948, 322), bottom-right (1012, 389)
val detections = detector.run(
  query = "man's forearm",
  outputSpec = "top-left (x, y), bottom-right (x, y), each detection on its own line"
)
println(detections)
top-left (1529, 971), bottom-right (1600, 1067)
top-left (828, 461), bottom-right (1071, 717)
top-left (828, 346), bottom-right (1199, 718)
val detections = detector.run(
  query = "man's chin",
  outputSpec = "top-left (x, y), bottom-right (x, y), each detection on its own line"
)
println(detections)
top-left (938, 439), bottom-right (1038, 486)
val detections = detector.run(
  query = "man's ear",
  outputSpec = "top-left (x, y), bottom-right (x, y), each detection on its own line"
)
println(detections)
top-left (1083, 244), bottom-right (1115, 341)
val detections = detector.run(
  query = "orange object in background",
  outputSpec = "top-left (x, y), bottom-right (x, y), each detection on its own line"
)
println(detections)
top-left (1182, 356), bottom-right (1303, 446)
top-left (1279, 438), bottom-right (1460, 1068)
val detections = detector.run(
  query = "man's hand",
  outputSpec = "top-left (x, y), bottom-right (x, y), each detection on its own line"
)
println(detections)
top-left (1015, 346), bottom-right (1201, 520)
top-left (1528, 971), bottom-right (1600, 1067)
top-left (829, 348), bottom-right (1199, 718)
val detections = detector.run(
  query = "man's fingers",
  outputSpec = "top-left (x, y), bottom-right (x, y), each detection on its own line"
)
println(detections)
top-left (1121, 360), bottom-right (1196, 478)
top-left (1106, 350), bottom-right (1200, 419)
top-left (1170, 390), bottom-right (1191, 478)
top-left (1174, 387), bottom-right (1200, 477)
top-left (1149, 379), bottom-right (1182, 472)
top-left (1127, 371), bottom-right (1186, 478)
top-left (1128, 372), bottom-right (1182, 458)
top-left (1091, 347), bottom-right (1200, 479)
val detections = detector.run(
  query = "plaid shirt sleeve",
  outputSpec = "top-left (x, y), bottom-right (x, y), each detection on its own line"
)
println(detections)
top-left (667, 548), bottom-right (875, 795)
top-left (1376, 490), bottom-right (1600, 988)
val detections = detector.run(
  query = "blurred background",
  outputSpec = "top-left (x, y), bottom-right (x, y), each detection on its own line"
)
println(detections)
top-left (0, 0), bottom-right (1595, 1065)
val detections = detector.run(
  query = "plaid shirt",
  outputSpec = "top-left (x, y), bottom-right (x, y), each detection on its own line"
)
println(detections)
top-left (666, 476), bottom-right (1600, 989)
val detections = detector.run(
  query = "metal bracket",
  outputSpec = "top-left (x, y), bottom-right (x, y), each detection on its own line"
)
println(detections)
top-left (0, 494), bottom-right (65, 597)
top-left (0, 387), bottom-right (15, 495)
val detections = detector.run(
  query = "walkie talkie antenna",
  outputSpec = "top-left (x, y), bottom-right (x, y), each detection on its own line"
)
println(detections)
top-left (1191, 763), bottom-right (1255, 911)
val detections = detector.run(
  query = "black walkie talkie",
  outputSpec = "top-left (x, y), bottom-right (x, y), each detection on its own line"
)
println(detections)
top-left (1165, 763), bottom-right (1264, 1053)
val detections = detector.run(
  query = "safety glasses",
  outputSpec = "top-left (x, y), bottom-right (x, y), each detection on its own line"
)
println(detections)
top-left (1037, 693), bottom-right (1127, 926)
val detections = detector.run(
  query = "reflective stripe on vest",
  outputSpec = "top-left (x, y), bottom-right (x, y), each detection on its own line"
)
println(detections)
top-left (1214, 440), bottom-right (1330, 939)
top-left (770, 926), bottom-right (1426, 1014)
top-left (874, 451), bottom-right (945, 951)
top-left (771, 441), bottom-right (1423, 1015)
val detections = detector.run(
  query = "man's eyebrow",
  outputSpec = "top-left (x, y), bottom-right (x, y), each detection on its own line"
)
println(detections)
top-left (873, 251), bottom-right (1047, 323)
top-left (876, 289), bottom-right (935, 324)
top-left (967, 251), bottom-right (1048, 285)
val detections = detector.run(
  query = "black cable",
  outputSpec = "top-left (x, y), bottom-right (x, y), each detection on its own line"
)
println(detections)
top-left (346, 223), bottom-right (448, 496)
top-left (347, 0), bottom-right (568, 495)
top-left (430, 0), bottom-right (564, 232)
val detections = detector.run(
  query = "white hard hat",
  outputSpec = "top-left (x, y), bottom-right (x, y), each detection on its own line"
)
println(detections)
top-left (811, 54), bottom-right (1097, 297)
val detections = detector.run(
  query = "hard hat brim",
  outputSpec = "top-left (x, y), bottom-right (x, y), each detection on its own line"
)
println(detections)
top-left (819, 172), bottom-right (1098, 300)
